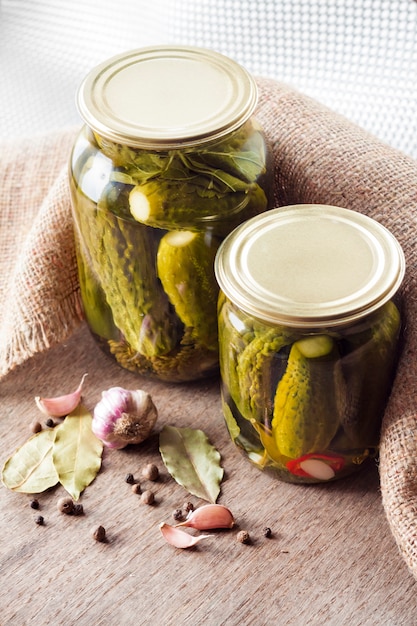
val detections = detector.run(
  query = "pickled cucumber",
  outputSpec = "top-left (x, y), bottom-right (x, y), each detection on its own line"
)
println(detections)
top-left (75, 242), bottom-right (115, 341)
top-left (129, 180), bottom-right (267, 232)
top-left (98, 179), bottom-right (133, 220)
top-left (340, 300), bottom-right (401, 447)
top-left (217, 295), bottom-right (264, 404)
top-left (157, 230), bottom-right (220, 351)
top-left (272, 336), bottom-right (341, 459)
top-left (236, 326), bottom-right (296, 423)
top-left (73, 193), bottom-right (181, 358)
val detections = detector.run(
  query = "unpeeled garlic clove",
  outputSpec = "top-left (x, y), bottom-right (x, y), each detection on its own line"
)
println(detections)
top-left (175, 504), bottom-right (235, 530)
top-left (159, 523), bottom-right (211, 549)
top-left (35, 373), bottom-right (88, 418)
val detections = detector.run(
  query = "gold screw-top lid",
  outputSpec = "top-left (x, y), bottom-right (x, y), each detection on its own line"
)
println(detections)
top-left (215, 205), bottom-right (406, 327)
top-left (76, 46), bottom-right (258, 149)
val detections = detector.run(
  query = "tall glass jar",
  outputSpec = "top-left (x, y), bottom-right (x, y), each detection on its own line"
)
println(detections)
top-left (215, 205), bottom-right (405, 483)
top-left (69, 47), bottom-right (273, 382)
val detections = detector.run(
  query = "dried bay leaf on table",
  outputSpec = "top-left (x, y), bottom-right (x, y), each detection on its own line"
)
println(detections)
top-left (53, 405), bottom-right (103, 500)
top-left (159, 425), bottom-right (224, 503)
top-left (1, 429), bottom-right (59, 493)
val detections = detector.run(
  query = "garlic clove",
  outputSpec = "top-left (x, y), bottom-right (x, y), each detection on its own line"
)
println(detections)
top-left (35, 373), bottom-right (88, 418)
top-left (175, 504), bottom-right (235, 530)
top-left (159, 523), bottom-right (211, 549)
top-left (299, 458), bottom-right (336, 481)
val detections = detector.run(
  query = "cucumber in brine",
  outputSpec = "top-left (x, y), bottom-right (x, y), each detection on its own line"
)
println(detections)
top-left (157, 230), bottom-right (220, 352)
top-left (129, 180), bottom-right (267, 232)
top-left (339, 300), bottom-right (401, 447)
top-left (272, 335), bottom-right (341, 459)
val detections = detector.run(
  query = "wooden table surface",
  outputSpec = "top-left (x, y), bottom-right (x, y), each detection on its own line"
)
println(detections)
top-left (1, 324), bottom-right (416, 626)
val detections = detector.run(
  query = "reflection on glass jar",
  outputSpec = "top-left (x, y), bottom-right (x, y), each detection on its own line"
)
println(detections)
top-left (69, 47), bottom-right (274, 382)
top-left (215, 205), bottom-right (406, 483)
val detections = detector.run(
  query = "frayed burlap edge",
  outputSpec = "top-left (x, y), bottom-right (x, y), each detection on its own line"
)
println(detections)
top-left (0, 165), bottom-right (83, 377)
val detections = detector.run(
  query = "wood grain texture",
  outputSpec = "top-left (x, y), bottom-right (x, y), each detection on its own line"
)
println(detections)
top-left (0, 325), bottom-right (416, 625)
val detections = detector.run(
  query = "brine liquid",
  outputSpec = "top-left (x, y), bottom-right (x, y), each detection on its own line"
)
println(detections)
top-left (218, 294), bottom-right (402, 483)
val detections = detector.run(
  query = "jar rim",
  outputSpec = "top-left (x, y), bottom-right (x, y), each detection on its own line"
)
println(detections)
top-left (214, 204), bottom-right (406, 328)
top-left (76, 46), bottom-right (258, 149)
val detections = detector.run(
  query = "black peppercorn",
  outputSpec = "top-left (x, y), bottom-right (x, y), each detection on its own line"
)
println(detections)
top-left (263, 527), bottom-right (272, 538)
top-left (35, 515), bottom-right (45, 525)
top-left (72, 504), bottom-right (84, 516)
top-left (30, 499), bottom-right (39, 510)
top-left (172, 508), bottom-right (183, 521)
top-left (125, 473), bottom-right (135, 484)
top-left (45, 418), bottom-right (55, 428)
top-left (183, 502), bottom-right (194, 514)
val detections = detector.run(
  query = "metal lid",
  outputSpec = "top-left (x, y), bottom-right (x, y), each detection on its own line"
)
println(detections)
top-left (215, 204), bottom-right (406, 327)
top-left (76, 46), bottom-right (258, 149)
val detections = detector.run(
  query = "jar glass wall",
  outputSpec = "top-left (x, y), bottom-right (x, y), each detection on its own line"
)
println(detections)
top-left (69, 46), bottom-right (274, 382)
top-left (69, 119), bottom-right (273, 381)
top-left (215, 204), bottom-right (405, 483)
top-left (218, 292), bottom-right (402, 483)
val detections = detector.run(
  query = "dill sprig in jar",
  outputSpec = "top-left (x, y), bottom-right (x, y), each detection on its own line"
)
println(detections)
top-left (215, 204), bottom-right (405, 483)
top-left (69, 46), bottom-right (273, 382)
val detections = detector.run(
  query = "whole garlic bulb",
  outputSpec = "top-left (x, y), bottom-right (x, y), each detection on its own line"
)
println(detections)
top-left (92, 387), bottom-right (158, 449)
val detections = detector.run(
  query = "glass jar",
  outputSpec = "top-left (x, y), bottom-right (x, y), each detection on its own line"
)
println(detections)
top-left (215, 204), bottom-right (405, 483)
top-left (69, 46), bottom-right (273, 382)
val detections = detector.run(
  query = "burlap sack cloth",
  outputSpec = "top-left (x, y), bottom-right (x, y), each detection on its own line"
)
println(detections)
top-left (1, 78), bottom-right (416, 577)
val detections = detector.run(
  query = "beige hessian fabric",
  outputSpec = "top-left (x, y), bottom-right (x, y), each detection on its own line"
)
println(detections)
top-left (0, 128), bottom-right (82, 372)
top-left (1, 79), bottom-right (417, 578)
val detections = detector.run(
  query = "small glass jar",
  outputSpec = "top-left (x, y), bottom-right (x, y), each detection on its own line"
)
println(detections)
top-left (69, 46), bottom-right (273, 382)
top-left (215, 204), bottom-right (405, 483)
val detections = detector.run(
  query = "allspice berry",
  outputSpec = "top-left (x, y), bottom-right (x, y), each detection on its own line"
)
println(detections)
top-left (237, 530), bottom-right (251, 544)
top-left (57, 496), bottom-right (75, 515)
top-left (131, 483), bottom-right (142, 495)
top-left (141, 463), bottom-right (159, 481)
top-left (91, 525), bottom-right (106, 542)
top-left (30, 420), bottom-right (42, 434)
top-left (140, 490), bottom-right (155, 505)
